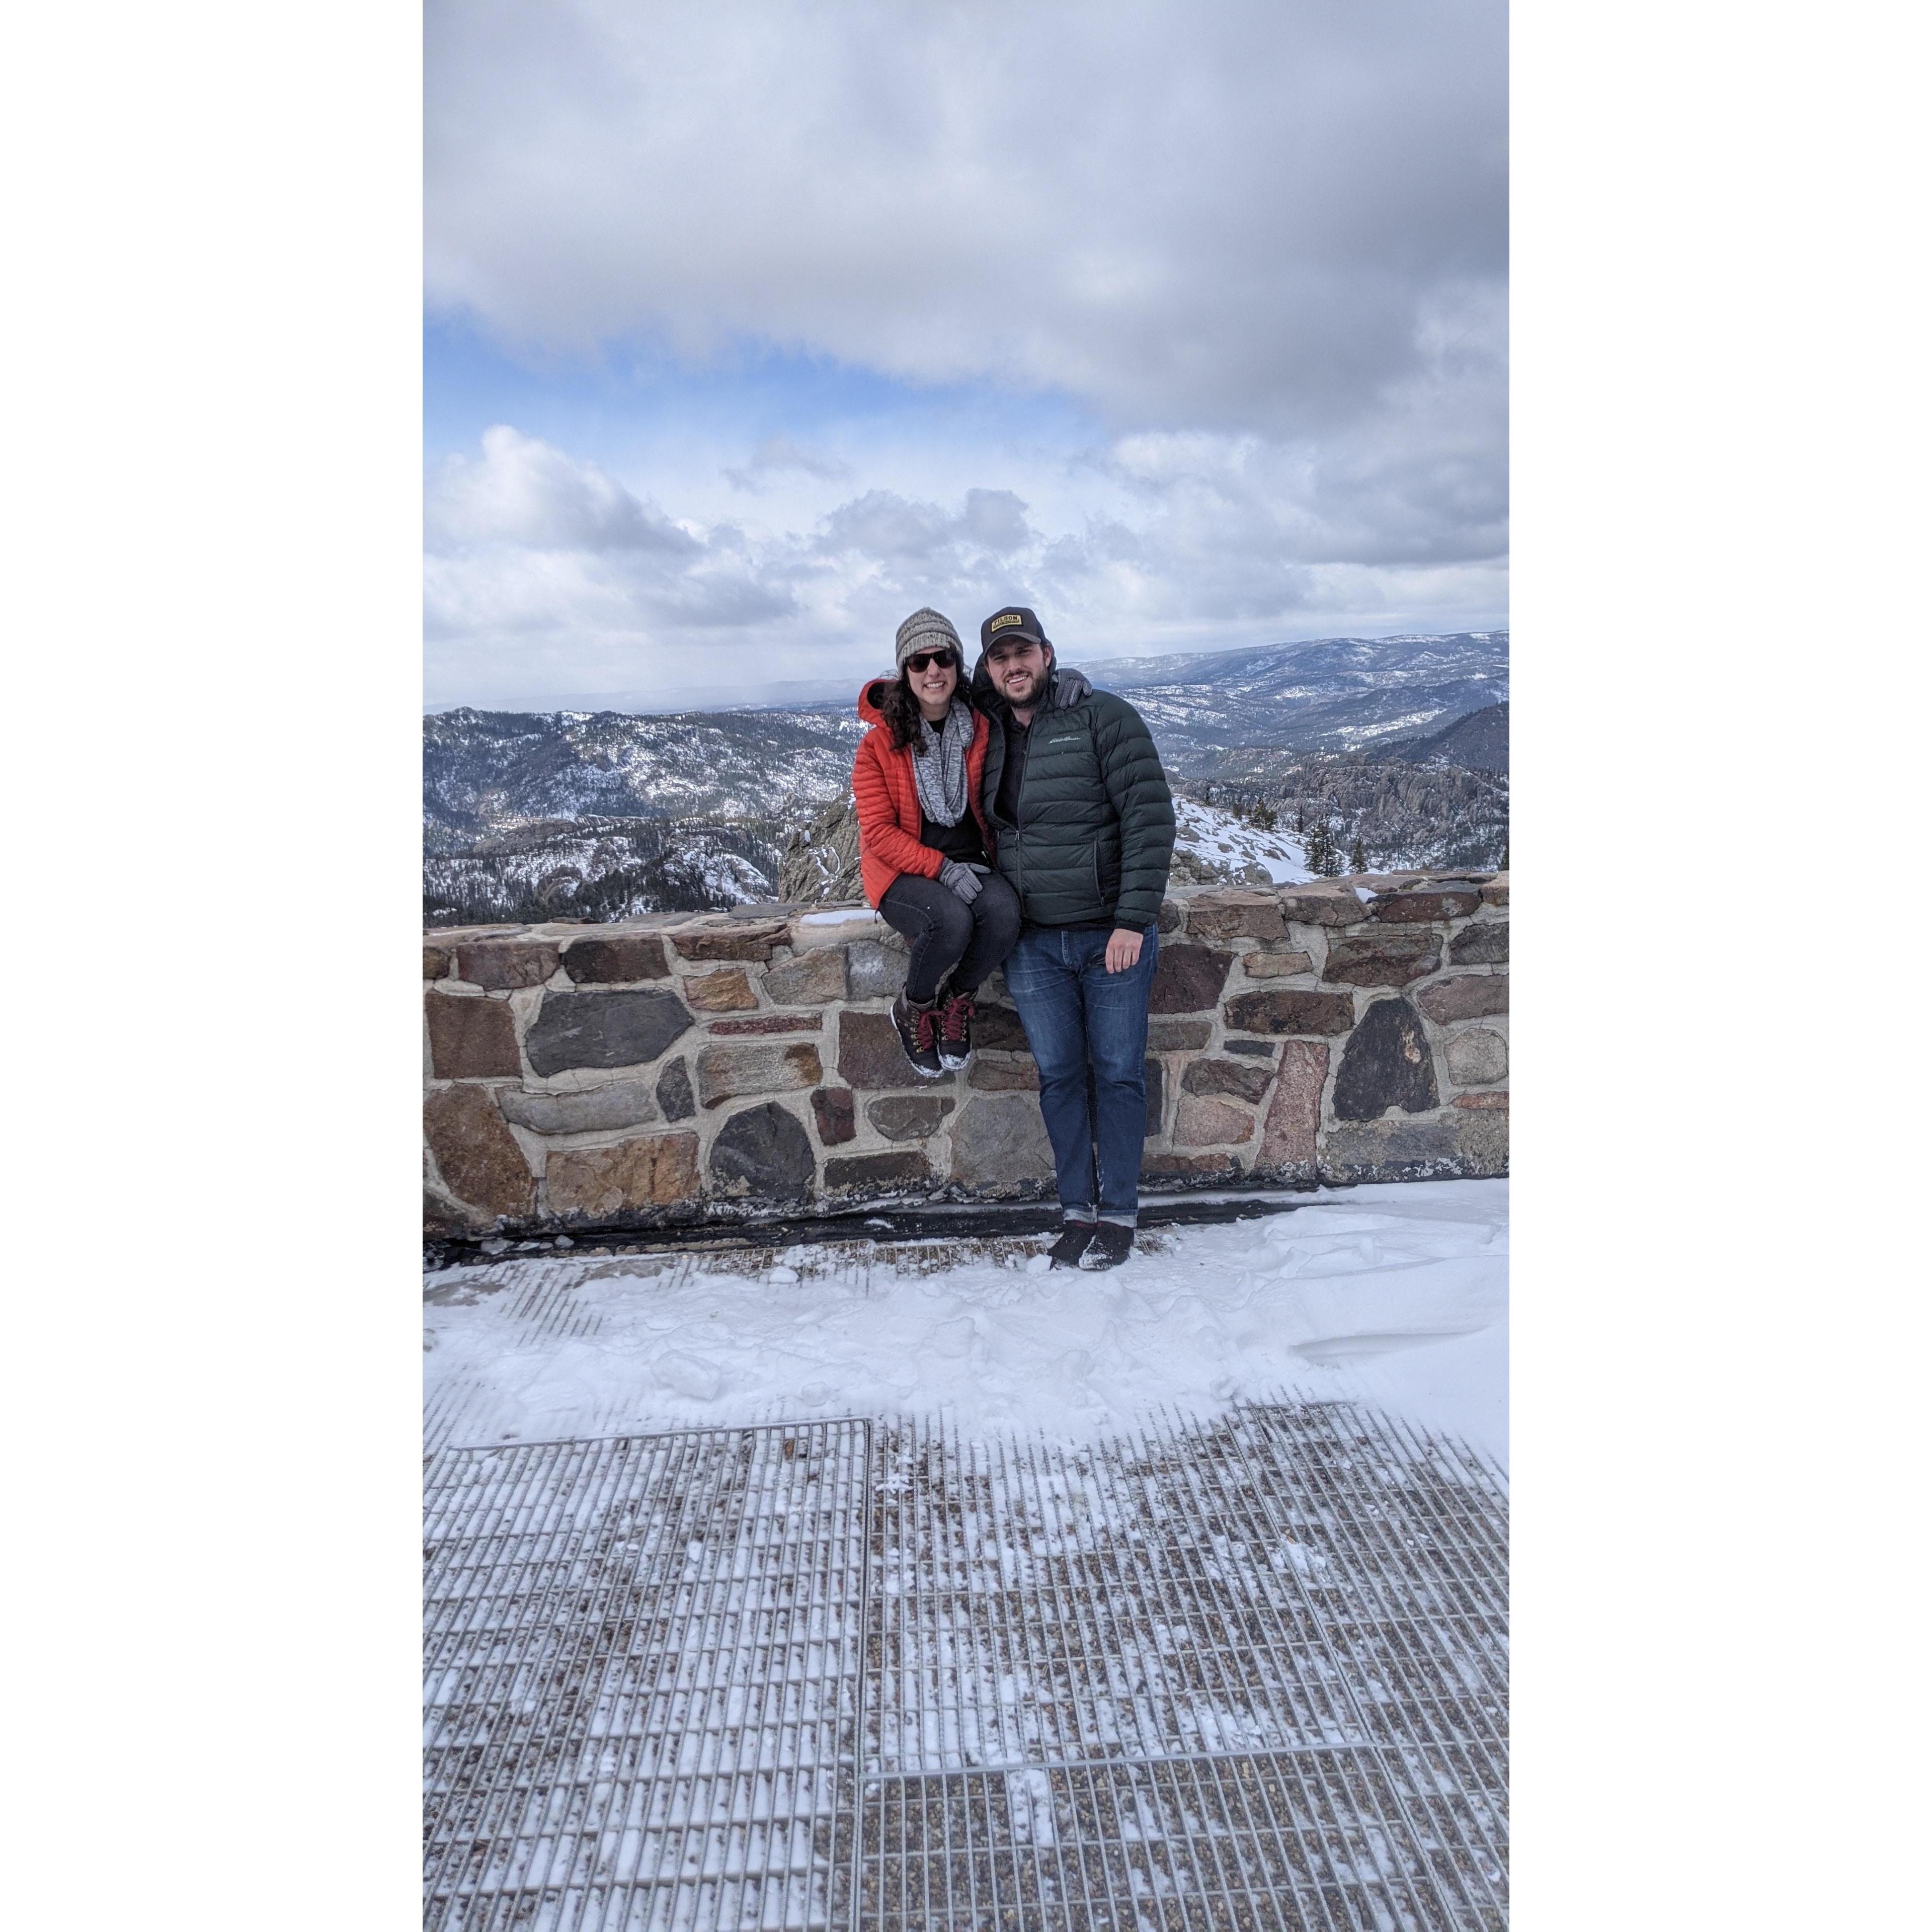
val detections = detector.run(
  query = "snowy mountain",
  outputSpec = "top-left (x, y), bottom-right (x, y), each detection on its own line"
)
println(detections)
top-left (424, 706), bottom-right (863, 840)
top-left (423, 631), bottom-right (1507, 920)
top-left (1084, 631), bottom-right (1507, 766)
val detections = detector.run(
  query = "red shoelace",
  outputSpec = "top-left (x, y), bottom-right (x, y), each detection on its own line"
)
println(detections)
top-left (915, 1002), bottom-right (941, 1052)
top-left (940, 994), bottom-right (975, 1044)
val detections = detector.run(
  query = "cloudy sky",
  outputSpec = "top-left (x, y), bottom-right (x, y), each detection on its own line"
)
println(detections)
top-left (425, 0), bottom-right (1506, 711)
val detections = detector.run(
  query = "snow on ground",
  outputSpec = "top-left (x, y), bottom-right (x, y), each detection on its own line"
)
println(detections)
top-left (425, 1180), bottom-right (1507, 1465)
top-left (1172, 797), bottom-right (1314, 884)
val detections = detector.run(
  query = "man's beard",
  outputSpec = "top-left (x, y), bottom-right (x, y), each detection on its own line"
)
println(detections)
top-left (999, 666), bottom-right (1046, 706)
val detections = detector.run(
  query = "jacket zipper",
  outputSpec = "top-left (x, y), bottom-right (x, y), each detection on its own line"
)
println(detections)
top-left (1011, 712), bottom-right (1032, 906)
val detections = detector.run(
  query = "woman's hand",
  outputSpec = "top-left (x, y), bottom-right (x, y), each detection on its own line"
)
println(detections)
top-left (1104, 927), bottom-right (1143, 974)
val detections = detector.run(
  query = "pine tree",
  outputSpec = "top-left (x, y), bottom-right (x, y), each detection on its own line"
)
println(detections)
top-left (1250, 800), bottom-right (1277, 832)
top-left (1350, 834), bottom-right (1367, 873)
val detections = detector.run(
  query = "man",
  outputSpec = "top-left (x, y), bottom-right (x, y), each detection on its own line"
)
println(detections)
top-left (971, 605), bottom-right (1175, 1269)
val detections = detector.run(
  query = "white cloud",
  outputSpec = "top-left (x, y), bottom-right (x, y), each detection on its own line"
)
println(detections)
top-left (425, 0), bottom-right (1506, 437)
top-left (422, 0), bottom-right (1507, 704)
top-left (423, 425), bottom-right (1505, 706)
top-left (427, 426), bottom-right (698, 553)
top-left (722, 434), bottom-right (853, 492)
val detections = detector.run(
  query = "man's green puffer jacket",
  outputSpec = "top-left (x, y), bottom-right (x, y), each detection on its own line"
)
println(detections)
top-left (971, 660), bottom-right (1176, 930)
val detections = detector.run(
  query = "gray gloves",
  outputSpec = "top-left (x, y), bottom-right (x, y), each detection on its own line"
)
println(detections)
top-left (939, 859), bottom-right (985, 904)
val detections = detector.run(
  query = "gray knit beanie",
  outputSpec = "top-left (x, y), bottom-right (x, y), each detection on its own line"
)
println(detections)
top-left (894, 607), bottom-right (963, 670)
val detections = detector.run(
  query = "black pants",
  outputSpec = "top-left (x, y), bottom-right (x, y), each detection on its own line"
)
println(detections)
top-left (878, 870), bottom-right (1022, 1002)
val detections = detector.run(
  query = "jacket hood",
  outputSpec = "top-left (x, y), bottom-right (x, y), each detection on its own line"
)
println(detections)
top-left (969, 652), bottom-right (1091, 713)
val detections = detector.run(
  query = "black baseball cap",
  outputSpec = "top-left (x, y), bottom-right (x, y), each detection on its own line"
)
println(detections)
top-left (980, 605), bottom-right (1049, 654)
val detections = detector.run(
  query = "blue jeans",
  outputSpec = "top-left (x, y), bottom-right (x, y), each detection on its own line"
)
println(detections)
top-left (1002, 923), bottom-right (1159, 1225)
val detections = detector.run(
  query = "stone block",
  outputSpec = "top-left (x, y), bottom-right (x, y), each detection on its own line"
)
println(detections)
top-left (684, 969), bottom-right (759, 1012)
top-left (972, 1003), bottom-right (1029, 1050)
top-left (1416, 974), bottom-right (1509, 1023)
top-left (1223, 990), bottom-right (1354, 1036)
top-left (695, 1041), bottom-right (823, 1109)
top-left (1141, 1152), bottom-right (1241, 1180)
top-left (1146, 1018), bottom-right (1211, 1051)
top-left (423, 1084), bottom-right (535, 1219)
top-left (947, 1093), bottom-right (1054, 1186)
top-left (1321, 932), bottom-right (1441, 988)
top-left (1145, 1058), bottom-right (1164, 1138)
top-left (525, 989), bottom-right (694, 1075)
top-left (763, 947), bottom-right (847, 1005)
top-left (970, 1056), bottom-right (1040, 1091)
top-left (1444, 1026), bottom-right (1508, 1086)
top-left (423, 944), bottom-right (452, 981)
top-left (1149, 944), bottom-right (1235, 1014)
top-left (561, 933), bottom-right (670, 983)
top-left (1171, 1094), bottom-right (1256, 1146)
top-left (1240, 949), bottom-right (1314, 979)
top-left (838, 1010), bottom-right (956, 1091)
top-left (656, 1056), bottom-right (695, 1121)
top-left (1320, 1117), bottom-right (1466, 1184)
top-left (811, 1087), bottom-right (857, 1145)
top-left (788, 909), bottom-right (883, 950)
top-left (1185, 890), bottom-right (1287, 941)
top-left (843, 939), bottom-right (907, 1000)
top-left (1480, 875), bottom-right (1509, 908)
top-left (824, 1151), bottom-right (931, 1192)
top-left (867, 1094), bottom-right (956, 1141)
top-left (454, 939), bottom-right (562, 990)
top-left (1224, 1039), bottom-right (1275, 1056)
top-left (1257, 1039), bottom-right (1328, 1173)
top-left (1183, 1057), bottom-right (1274, 1104)
top-left (424, 1187), bottom-right (485, 1237)
top-left (545, 1132), bottom-right (700, 1218)
top-left (1274, 887), bottom-right (1361, 927)
top-left (1454, 1091), bottom-right (1510, 1109)
top-left (1370, 887), bottom-right (1482, 923)
top-left (1156, 899), bottom-right (1183, 933)
top-left (707, 1014), bottom-right (822, 1035)
top-left (426, 993), bottom-right (522, 1080)
top-left (707, 1101), bottom-right (816, 1200)
top-left (1332, 997), bottom-right (1438, 1120)
top-left (670, 921), bottom-right (788, 962)
top-left (1453, 1103), bottom-right (1509, 1175)
top-left (1449, 922), bottom-right (1509, 965)
top-left (498, 1080), bottom-right (660, 1135)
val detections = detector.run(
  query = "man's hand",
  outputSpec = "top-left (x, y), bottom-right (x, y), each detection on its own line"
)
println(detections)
top-left (1104, 927), bottom-right (1144, 974)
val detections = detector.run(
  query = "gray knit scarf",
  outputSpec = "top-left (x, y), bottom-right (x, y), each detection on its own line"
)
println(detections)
top-left (911, 698), bottom-right (974, 826)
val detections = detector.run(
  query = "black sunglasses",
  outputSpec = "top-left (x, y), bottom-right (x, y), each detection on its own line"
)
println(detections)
top-left (905, 649), bottom-right (959, 674)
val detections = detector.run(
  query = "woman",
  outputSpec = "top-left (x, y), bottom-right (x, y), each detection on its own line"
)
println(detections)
top-left (852, 608), bottom-right (1022, 1077)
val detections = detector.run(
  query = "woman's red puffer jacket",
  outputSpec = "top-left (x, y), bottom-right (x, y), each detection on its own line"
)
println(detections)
top-left (851, 678), bottom-right (994, 909)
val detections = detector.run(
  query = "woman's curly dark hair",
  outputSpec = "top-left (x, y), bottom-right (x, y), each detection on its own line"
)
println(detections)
top-left (874, 664), bottom-right (977, 754)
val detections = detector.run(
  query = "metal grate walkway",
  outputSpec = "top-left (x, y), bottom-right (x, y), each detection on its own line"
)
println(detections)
top-left (425, 1404), bottom-right (1506, 1930)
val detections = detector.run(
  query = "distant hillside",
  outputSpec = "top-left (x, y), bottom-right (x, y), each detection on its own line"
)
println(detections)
top-left (1389, 700), bottom-right (1508, 772)
top-left (424, 705), bottom-right (862, 841)
top-left (1084, 631), bottom-right (1507, 766)
top-left (424, 630), bottom-right (1508, 921)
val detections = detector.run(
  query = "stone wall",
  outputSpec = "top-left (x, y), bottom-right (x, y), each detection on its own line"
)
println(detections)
top-left (423, 871), bottom-right (1508, 1238)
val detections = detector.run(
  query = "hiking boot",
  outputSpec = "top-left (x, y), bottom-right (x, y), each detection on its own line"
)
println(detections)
top-left (1048, 1222), bottom-right (1097, 1268)
top-left (936, 990), bottom-right (977, 1071)
top-left (1078, 1222), bottom-right (1136, 1270)
top-left (891, 991), bottom-right (944, 1079)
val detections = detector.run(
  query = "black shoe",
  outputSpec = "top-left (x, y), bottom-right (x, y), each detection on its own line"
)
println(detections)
top-left (891, 992), bottom-right (944, 1079)
top-left (1079, 1223), bottom-right (1136, 1270)
top-left (1047, 1222), bottom-right (1097, 1268)
top-left (936, 990), bottom-right (976, 1072)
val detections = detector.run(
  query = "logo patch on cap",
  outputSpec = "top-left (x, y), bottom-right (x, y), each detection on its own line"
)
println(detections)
top-left (990, 613), bottom-right (1025, 632)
